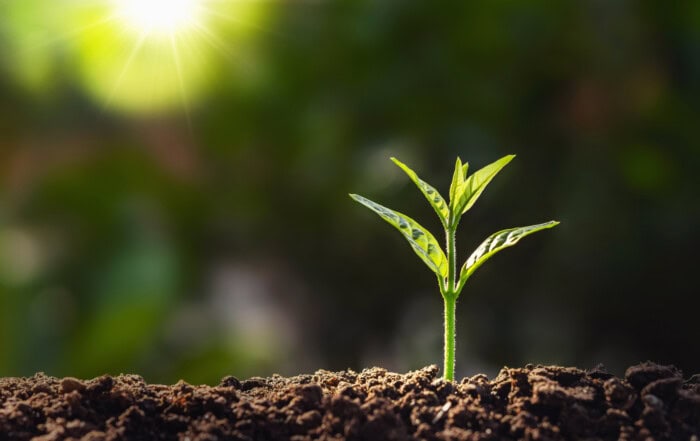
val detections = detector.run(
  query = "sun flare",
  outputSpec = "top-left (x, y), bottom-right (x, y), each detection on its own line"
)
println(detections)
top-left (2, 0), bottom-right (267, 114)
top-left (114, 0), bottom-right (203, 35)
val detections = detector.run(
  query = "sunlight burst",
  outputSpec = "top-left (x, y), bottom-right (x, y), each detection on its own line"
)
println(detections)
top-left (114, 0), bottom-right (203, 35)
top-left (3, 0), bottom-right (268, 114)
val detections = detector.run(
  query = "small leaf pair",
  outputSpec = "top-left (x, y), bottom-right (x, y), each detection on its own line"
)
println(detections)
top-left (350, 155), bottom-right (558, 381)
top-left (448, 155), bottom-right (514, 226)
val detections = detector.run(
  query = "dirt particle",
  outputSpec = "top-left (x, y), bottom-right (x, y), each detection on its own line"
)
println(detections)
top-left (625, 362), bottom-right (681, 390)
top-left (219, 376), bottom-right (241, 389)
top-left (642, 393), bottom-right (664, 410)
top-left (296, 410), bottom-right (322, 430)
top-left (604, 377), bottom-right (636, 410)
top-left (60, 377), bottom-right (85, 394)
top-left (295, 384), bottom-right (323, 406)
top-left (82, 430), bottom-right (107, 441)
top-left (86, 375), bottom-right (114, 394)
top-left (641, 377), bottom-right (682, 402)
top-left (240, 377), bottom-right (267, 391)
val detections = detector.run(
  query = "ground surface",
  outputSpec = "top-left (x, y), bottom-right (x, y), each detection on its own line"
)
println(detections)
top-left (1, 362), bottom-right (699, 440)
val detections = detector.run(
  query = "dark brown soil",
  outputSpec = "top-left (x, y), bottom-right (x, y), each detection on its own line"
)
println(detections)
top-left (1, 362), bottom-right (699, 441)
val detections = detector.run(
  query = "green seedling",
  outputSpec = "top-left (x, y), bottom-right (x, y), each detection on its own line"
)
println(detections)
top-left (350, 155), bottom-right (558, 381)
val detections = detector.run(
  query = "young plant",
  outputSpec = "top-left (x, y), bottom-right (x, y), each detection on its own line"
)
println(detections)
top-left (350, 155), bottom-right (558, 381)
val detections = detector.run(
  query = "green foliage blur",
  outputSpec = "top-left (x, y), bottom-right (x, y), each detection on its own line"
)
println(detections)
top-left (1, 0), bottom-right (699, 384)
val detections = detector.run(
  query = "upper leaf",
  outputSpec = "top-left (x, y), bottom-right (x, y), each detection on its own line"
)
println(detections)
top-left (350, 193), bottom-right (448, 277)
top-left (457, 221), bottom-right (559, 290)
top-left (448, 157), bottom-right (465, 208)
top-left (452, 155), bottom-right (515, 222)
top-left (391, 157), bottom-right (450, 228)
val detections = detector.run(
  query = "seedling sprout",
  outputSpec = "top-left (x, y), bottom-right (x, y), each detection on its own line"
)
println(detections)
top-left (350, 155), bottom-right (558, 381)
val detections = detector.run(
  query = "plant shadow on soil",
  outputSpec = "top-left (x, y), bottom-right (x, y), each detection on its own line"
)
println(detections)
top-left (1, 362), bottom-right (699, 440)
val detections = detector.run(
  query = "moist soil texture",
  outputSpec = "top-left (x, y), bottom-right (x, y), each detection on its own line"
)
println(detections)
top-left (1, 362), bottom-right (699, 441)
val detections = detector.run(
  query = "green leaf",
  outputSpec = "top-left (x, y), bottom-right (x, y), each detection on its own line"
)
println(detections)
top-left (391, 157), bottom-right (450, 228)
top-left (448, 157), bottom-right (464, 209)
top-left (458, 221), bottom-right (559, 287)
top-left (453, 155), bottom-right (515, 218)
top-left (350, 193), bottom-right (448, 277)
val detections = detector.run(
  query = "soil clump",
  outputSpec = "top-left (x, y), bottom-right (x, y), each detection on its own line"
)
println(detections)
top-left (1, 362), bottom-right (699, 440)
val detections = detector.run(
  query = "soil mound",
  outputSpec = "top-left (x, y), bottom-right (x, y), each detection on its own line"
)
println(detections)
top-left (1, 362), bottom-right (699, 440)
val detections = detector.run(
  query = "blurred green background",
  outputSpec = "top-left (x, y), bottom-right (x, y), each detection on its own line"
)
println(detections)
top-left (1, 0), bottom-right (699, 384)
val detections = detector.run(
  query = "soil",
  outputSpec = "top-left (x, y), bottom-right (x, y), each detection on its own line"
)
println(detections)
top-left (1, 362), bottom-right (699, 441)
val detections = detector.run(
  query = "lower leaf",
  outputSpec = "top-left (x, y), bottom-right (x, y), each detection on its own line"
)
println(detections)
top-left (350, 193), bottom-right (448, 277)
top-left (457, 221), bottom-right (559, 291)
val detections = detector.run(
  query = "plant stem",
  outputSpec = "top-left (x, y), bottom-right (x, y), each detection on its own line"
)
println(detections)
top-left (446, 227), bottom-right (457, 293)
top-left (443, 294), bottom-right (456, 381)
top-left (443, 226), bottom-right (457, 381)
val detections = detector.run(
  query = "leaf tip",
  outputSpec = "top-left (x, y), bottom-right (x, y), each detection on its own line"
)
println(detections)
top-left (390, 156), bottom-right (403, 167)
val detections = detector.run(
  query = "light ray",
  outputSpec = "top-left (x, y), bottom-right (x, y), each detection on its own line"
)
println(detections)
top-left (24, 14), bottom-right (118, 52)
top-left (191, 21), bottom-right (234, 61)
top-left (199, 4), bottom-right (282, 38)
top-left (189, 20), bottom-right (256, 73)
top-left (170, 33), bottom-right (192, 131)
top-left (103, 30), bottom-right (149, 110)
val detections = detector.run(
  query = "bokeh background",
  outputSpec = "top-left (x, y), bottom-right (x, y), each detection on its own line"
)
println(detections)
top-left (1, 0), bottom-right (699, 385)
